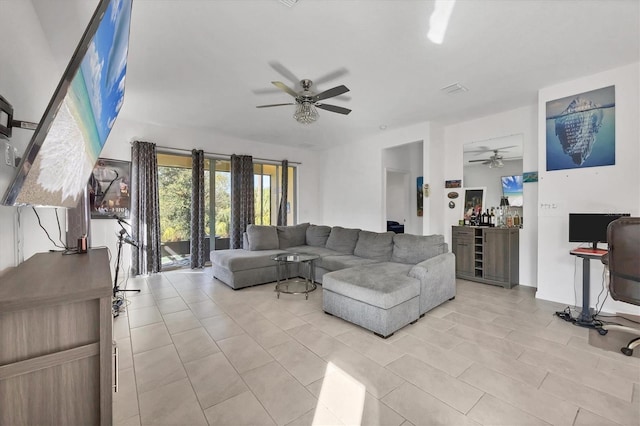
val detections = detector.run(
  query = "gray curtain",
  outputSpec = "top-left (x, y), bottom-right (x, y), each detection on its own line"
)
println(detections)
top-left (131, 141), bottom-right (161, 275)
top-left (230, 154), bottom-right (254, 249)
top-left (277, 159), bottom-right (288, 226)
top-left (190, 149), bottom-right (206, 268)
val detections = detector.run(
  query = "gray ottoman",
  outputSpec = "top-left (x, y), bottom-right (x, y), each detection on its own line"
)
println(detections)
top-left (322, 263), bottom-right (420, 338)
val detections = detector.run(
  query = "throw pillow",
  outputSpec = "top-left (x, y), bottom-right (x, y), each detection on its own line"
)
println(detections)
top-left (354, 230), bottom-right (394, 261)
top-left (325, 226), bottom-right (361, 254)
top-left (277, 223), bottom-right (310, 249)
top-left (306, 225), bottom-right (332, 247)
top-left (246, 225), bottom-right (279, 251)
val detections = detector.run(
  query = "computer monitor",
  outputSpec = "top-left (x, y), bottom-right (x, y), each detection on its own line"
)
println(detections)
top-left (569, 213), bottom-right (630, 250)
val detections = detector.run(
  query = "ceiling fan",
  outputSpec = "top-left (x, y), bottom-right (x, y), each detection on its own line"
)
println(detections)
top-left (256, 79), bottom-right (351, 124)
top-left (468, 150), bottom-right (506, 168)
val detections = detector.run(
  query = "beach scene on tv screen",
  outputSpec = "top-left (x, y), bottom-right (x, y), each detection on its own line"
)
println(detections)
top-left (16, 0), bottom-right (131, 207)
top-left (502, 175), bottom-right (523, 207)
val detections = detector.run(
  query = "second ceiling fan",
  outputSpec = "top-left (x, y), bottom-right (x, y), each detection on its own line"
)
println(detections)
top-left (256, 79), bottom-right (351, 124)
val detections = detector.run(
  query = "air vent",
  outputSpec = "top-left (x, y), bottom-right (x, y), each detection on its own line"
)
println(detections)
top-left (441, 82), bottom-right (468, 95)
top-left (279, 0), bottom-right (299, 7)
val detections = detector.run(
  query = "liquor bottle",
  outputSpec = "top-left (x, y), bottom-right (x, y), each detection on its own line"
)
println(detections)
top-left (514, 211), bottom-right (521, 227)
top-left (481, 210), bottom-right (487, 226)
top-left (506, 211), bottom-right (514, 228)
top-left (470, 211), bottom-right (476, 226)
top-left (490, 208), bottom-right (496, 227)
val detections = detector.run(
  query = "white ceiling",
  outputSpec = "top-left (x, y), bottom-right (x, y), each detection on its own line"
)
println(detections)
top-left (31, 0), bottom-right (640, 149)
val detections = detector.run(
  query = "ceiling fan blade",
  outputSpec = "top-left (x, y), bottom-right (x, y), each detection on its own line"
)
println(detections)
top-left (314, 85), bottom-right (350, 101)
top-left (313, 67), bottom-right (349, 86)
top-left (315, 103), bottom-right (351, 115)
top-left (256, 103), bottom-right (295, 108)
top-left (268, 61), bottom-right (300, 87)
top-left (272, 81), bottom-right (298, 98)
top-left (468, 159), bottom-right (490, 163)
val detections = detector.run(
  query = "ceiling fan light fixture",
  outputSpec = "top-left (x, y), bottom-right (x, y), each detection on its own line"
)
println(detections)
top-left (294, 101), bottom-right (318, 124)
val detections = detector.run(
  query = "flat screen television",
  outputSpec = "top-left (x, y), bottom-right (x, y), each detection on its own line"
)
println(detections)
top-left (1, 0), bottom-right (132, 208)
top-left (569, 213), bottom-right (630, 250)
top-left (501, 175), bottom-right (523, 207)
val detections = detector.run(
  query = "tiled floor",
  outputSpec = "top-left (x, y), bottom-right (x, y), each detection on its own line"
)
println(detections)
top-left (113, 268), bottom-right (640, 426)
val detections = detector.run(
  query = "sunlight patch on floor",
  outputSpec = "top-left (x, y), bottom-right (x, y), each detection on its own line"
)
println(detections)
top-left (313, 362), bottom-right (366, 426)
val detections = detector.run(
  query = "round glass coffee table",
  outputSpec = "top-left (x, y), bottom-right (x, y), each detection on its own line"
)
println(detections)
top-left (271, 252), bottom-right (319, 299)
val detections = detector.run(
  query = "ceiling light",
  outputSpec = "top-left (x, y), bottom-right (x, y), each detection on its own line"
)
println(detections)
top-left (427, 0), bottom-right (456, 44)
top-left (294, 101), bottom-right (318, 124)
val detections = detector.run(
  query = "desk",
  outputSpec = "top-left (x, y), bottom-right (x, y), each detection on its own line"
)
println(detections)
top-left (570, 248), bottom-right (608, 326)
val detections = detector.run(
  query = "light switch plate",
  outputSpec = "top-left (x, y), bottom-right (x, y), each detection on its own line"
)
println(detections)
top-left (4, 141), bottom-right (13, 166)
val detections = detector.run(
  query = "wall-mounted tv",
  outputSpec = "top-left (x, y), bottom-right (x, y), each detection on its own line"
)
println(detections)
top-left (501, 175), bottom-right (523, 207)
top-left (2, 0), bottom-right (132, 208)
top-left (569, 213), bottom-right (630, 250)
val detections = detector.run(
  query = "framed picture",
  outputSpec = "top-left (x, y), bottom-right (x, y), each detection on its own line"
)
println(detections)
top-left (417, 176), bottom-right (424, 217)
top-left (463, 187), bottom-right (485, 220)
top-left (546, 85), bottom-right (615, 171)
top-left (89, 158), bottom-right (131, 219)
top-left (523, 171), bottom-right (538, 183)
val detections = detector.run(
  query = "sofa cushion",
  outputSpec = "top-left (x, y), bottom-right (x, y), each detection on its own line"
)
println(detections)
top-left (306, 225), bottom-right (332, 247)
top-left (212, 248), bottom-right (283, 271)
top-left (246, 225), bottom-right (279, 250)
top-left (323, 262), bottom-right (417, 309)
top-left (354, 230), bottom-right (394, 261)
top-left (318, 255), bottom-right (381, 271)
top-left (277, 223), bottom-right (310, 249)
top-left (392, 234), bottom-right (446, 264)
top-left (286, 245), bottom-right (342, 258)
top-left (325, 226), bottom-right (361, 254)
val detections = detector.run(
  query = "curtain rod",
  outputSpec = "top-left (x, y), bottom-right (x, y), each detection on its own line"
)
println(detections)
top-left (146, 144), bottom-right (302, 165)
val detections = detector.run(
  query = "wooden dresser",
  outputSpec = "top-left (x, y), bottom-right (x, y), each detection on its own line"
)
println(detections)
top-left (0, 249), bottom-right (113, 425)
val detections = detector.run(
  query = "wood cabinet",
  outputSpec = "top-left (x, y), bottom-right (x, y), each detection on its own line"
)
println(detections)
top-left (0, 249), bottom-right (113, 425)
top-left (452, 226), bottom-right (519, 289)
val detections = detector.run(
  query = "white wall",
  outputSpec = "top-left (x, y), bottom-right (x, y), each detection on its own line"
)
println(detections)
top-left (537, 62), bottom-right (640, 315)
top-left (442, 105), bottom-right (539, 287)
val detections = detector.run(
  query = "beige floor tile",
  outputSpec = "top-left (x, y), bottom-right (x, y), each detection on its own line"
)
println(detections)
top-left (573, 408), bottom-right (620, 426)
top-left (417, 314), bottom-right (457, 332)
top-left (323, 346), bottom-right (405, 399)
top-left (392, 335), bottom-right (471, 378)
top-left (113, 367), bottom-right (139, 423)
top-left (399, 421), bottom-right (415, 426)
top-left (442, 311), bottom-right (512, 338)
top-left (175, 288), bottom-right (209, 303)
top-left (114, 414), bottom-right (140, 426)
top-left (203, 391), bottom-right (276, 426)
top-left (125, 293), bottom-right (156, 310)
top-left (149, 286), bottom-right (179, 300)
top-left (301, 311), bottom-right (360, 336)
top-left (506, 330), bottom-right (600, 368)
top-left (217, 333), bottom-right (273, 373)
top-left (449, 324), bottom-right (525, 358)
top-left (184, 352), bottom-right (248, 409)
top-left (286, 406), bottom-right (343, 426)
top-left (335, 330), bottom-right (405, 366)
top-left (162, 309), bottom-right (201, 334)
top-left (200, 313), bottom-right (245, 341)
top-left (491, 314), bottom-right (574, 345)
top-left (466, 394), bottom-right (551, 426)
top-left (261, 306), bottom-right (309, 330)
top-left (381, 382), bottom-right (478, 425)
top-left (187, 299), bottom-right (225, 319)
top-left (138, 377), bottom-right (207, 425)
top-left (458, 364), bottom-right (578, 425)
top-left (596, 356), bottom-right (640, 383)
top-left (540, 373), bottom-right (640, 425)
top-left (130, 322), bottom-right (172, 354)
top-left (268, 340), bottom-right (328, 386)
top-left (241, 318), bottom-right (293, 349)
top-left (403, 321), bottom-right (466, 350)
top-left (113, 314), bottom-right (131, 340)
top-left (133, 344), bottom-right (186, 394)
top-left (171, 326), bottom-right (220, 363)
top-left (456, 342), bottom-right (547, 388)
top-left (242, 361), bottom-right (317, 425)
top-left (155, 296), bottom-right (188, 315)
top-left (287, 324), bottom-right (348, 358)
top-left (570, 334), bottom-right (640, 366)
top-left (360, 394), bottom-right (406, 426)
top-left (127, 305), bottom-right (163, 329)
top-left (387, 354), bottom-right (483, 414)
top-left (442, 298), bottom-right (502, 322)
top-left (518, 347), bottom-right (634, 401)
top-left (115, 337), bottom-right (134, 371)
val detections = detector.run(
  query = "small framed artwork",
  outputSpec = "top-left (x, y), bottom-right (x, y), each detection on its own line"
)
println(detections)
top-left (417, 176), bottom-right (424, 217)
top-left (445, 179), bottom-right (462, 188)
top-left (463, 187), bottom-right (485, 220)
top-left (89, 158), bottom-right (131, 219)
top-left (523, 171), bottom-right (538, 183)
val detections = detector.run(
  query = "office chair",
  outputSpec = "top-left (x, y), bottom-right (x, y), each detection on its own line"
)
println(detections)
top-left (600, 217), bottom-right (640, 356)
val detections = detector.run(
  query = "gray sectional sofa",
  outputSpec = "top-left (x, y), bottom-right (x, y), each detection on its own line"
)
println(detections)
top-left (211, 223), bottom-right (455, 337)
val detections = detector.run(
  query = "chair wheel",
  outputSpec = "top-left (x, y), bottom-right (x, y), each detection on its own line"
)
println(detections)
top-left (597, 328), bottom-right (608, 335)
top-left (621, 347), bottom-right (634, 356)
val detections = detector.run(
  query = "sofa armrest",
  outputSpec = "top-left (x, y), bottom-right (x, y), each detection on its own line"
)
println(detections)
top-left (408, 252), bottom-right (456, 315)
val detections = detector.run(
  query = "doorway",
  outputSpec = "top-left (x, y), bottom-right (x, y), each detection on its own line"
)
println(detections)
top-left (385, 169), bottom-right (410, 233)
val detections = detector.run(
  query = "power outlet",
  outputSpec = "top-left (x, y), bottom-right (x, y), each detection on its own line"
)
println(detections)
top-left (4, 141), bottom-right (13, 167)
